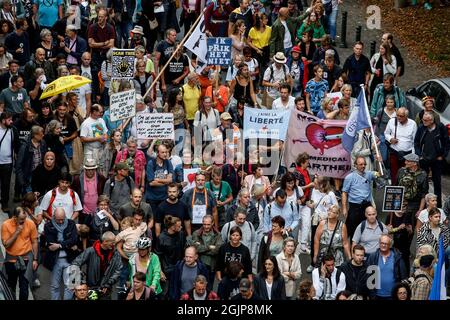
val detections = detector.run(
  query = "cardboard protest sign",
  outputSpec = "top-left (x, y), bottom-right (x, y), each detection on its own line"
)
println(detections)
top-left (206, 37), bottom-right (232, 66)
top-left (112, 49), bottom-right (135, 78)
top-left (136, 113), bottom-right (174, 140)
top-left (109, 90), bottom-right (136, 121)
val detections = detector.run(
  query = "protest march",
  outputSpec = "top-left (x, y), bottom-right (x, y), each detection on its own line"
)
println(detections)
top-left (0, 0), bottom-right (449, 305)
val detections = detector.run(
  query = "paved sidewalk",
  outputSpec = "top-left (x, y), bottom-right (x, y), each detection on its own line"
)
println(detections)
top-left (334, 0), bottom-right (441, 91)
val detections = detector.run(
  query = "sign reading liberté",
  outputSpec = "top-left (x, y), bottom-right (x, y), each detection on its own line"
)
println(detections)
top-left (206, 37), bottom-right (232, 66)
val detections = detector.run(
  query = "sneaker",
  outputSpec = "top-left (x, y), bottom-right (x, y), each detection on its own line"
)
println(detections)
top-left (306, 265), bottom-right (314, 273)
top-left (299, 244), bottom-right (311, 254)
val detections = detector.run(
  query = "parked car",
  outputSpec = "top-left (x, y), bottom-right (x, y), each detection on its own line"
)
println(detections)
top-left (406, 78), bottom-right (450, 163)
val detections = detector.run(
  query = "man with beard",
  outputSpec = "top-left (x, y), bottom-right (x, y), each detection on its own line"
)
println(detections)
top-left (155, 183), bottom-right (191, 237)
top-left (39, 172), bottom-right (83, 220)
top-left (287, 46), bottom-right (308, 97)
top-left (272, 84), bottom-right (295, 110)
top-left (181, 171), bottom-right (218, 232)
top-left (103, 162), bottom-right (135, 217)
top-left (321, 54), bottom-right (342, 92)
top-left (338, 244), bottom-right (369, 298)
top-left (0, 112), bottom-right (20, 215)
top-left (13, 108), bottom-right (38, 144)
top-left (119, 188), bottom-right (153, 234)
top-left (31, 151), bottom-right (62, 197)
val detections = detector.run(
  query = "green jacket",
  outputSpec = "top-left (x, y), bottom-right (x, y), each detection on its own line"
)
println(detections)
top-left (189, 228), bottom-right (223, 271)
top-left (269, 10), bottom-right (310, 57)
top-left (128, 253), bottom-right (162, 295)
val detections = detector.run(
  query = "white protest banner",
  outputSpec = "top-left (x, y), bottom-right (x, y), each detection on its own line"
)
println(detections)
top-left (184, 15), bottom-right (207, 63)
top-left (109, 89), bottom-right (136, 121)
top-left (243, 107), bottom-right (291, 140)
top-left (112, 49), bottom-right (135, 78)
top-left (136, 113), bottom-right (174, 140)
top-left (206, 37), bottom-right (232, 66)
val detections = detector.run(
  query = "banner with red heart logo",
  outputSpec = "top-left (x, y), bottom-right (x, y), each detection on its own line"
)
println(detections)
top-left (283, 110), bottom-right (352, 179)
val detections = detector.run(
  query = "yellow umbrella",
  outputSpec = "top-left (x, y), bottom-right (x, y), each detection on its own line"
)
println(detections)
top-left (40, 75), bottom-right (92, 100)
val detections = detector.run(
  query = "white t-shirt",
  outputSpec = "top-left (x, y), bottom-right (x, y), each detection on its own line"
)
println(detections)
top-left (71, 84), bottom-right (92, 115)
top-left (40, 188), bottom-right (83, 219)
top-left (272, 96), bottom-right (295, 110)
top-left (280, 20), bottom-right (292, 48)
top-left (418, 208), bottom-right (447, 224)
top-left (244, 58), bottom-right (259, 81)
top-left (0, 127), bottom-right (12, 164)
top-left (310, 189), bottom-right (338, 220)
top-left (81, 65), bottom-right (93, 80)
top-left (80, 116), bottom-right (108, 152)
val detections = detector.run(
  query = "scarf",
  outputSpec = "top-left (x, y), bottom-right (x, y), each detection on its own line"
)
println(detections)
top-left (51, 216), bottom-right (68, 243)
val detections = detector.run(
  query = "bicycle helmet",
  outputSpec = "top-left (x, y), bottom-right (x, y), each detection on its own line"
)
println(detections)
top-left (136, 237), bottom-right (152, 250)
top-left (88, 290), bottom-right (99, 300)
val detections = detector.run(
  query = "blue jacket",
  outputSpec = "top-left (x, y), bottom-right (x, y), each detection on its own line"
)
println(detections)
top-left (64, 35), bottom-right (88, 65)
top-left (168, 260), bottom-right (209, 300)
top-left (366, 248), bottom-right (407, 297)
top-left (414, 122), bottom-right (450, 159)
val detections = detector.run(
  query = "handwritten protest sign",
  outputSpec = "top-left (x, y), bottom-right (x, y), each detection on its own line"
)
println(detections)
top-left (109, 90), bottom-right (136, 121)
top-left (382, 186), bottom-right (405, 212)
top-left (112, 49), bottom-right (135, 78)
top-left (206, 37), bottom-right (232, 66)
top-left (136, 113), bottom-right (174, 140)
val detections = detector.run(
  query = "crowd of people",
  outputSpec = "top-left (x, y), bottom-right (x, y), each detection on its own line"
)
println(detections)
top-left (0, 0), bottom-right (449, 302)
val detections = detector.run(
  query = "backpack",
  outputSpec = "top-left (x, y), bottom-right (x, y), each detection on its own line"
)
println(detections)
top-left (268, 64), bottom-right (288, 84)
top-left (109, 176), bottom-right (133, 197)
top-left (399, 170), bottom-right (420, 200)
top-left (405, 273), bottom-right (431, 296)
top-left (359, 219), bottom-right (385, 234)
top-left (47, 188), bottom-right (77, 217)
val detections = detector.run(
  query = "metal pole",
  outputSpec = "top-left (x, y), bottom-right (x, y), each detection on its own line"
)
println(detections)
top-left (339, 11), bottom-right (347, 48)
top-left (355, 26), bottom-right (362, 42)
top-left (142, 9), bottom-right (205, 100)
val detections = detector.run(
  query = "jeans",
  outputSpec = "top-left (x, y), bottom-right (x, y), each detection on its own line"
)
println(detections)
top-left (0, 163), bottom-right (12, 211)
top-left (328, 9), bottom-right (338, 40)
top-left (50, 257), bottom-right (73, 300)
top-left (5, 260), bottom-right (29, 300)
top-left (299, 206), bottom-right (311, 246)
top-left (115, 19), bottom-right (133, 48)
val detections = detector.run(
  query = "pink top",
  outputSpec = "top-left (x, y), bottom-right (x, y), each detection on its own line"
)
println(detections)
top-left (115, 149), bottom-right (147, 187)
top-left (83, 174), bottom-right (98, 214)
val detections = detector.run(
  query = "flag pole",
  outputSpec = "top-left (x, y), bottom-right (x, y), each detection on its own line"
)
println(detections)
top-left (142, 9), bottom-right (206, 100)
top-left (360, 84), bottom-right (384, 176)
